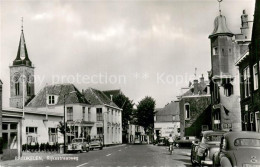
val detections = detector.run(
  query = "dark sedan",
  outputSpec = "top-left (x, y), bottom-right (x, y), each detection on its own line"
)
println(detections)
top-left (213, 131), bottom-right (260, 167)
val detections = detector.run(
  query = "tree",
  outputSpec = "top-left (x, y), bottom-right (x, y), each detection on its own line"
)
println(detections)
top-left (57, 121), bottom-right (71, 135)
top-left (112, 93), bottom-right (134, 131)
top-left (135, 96), bottom-right (156, 133)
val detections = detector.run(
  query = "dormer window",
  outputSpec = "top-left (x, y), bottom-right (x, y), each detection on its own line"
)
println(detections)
top-left (48, 95), bottom-right (55, 105)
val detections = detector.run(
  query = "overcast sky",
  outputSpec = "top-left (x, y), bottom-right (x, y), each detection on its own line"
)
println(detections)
top-left (0, 0), bottom-right (255, 108)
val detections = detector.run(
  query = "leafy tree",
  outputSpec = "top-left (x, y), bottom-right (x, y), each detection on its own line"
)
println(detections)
top-left (112, 93), bottom-right (134, 131)
top-left (135, 96), bottom-right (156, 133)
top-left (57, 121), bottom-right (71, 135)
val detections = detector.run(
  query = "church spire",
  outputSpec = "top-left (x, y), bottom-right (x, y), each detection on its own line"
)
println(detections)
top-left (13, 18), bottom-right (32, 67)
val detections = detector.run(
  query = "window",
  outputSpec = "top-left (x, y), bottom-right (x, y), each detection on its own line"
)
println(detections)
top-left (213, 47), bottom-right (218, 55)
top-left (244, 114), bottom-right (248, 124)
top-left (97, 127), bottom-right (103, 135)
top-left (88, 108), bottom-right (91, 121)
top-left (250, 113), bottom-right (254, 123)
top-left (243, 66), bottom-right (250, 97)
top-left (67, 107), bottom-right (73, 121)
top-left (82, 107), bottom-right (85, 121)
top-left (253, 64), bottom-right (259, 90)
top-left (48, 128), bottom-right (58, 143)
top-left (27, 83), bottom-right (31, 96)
top-left (96, 108), bottom-right (103, 121)
top-left (15, 82), bottom-right (20, 96)
top-left (48, 95), bottom-right (55, 105)
top-left (185, 103), bottom-right (190, 120)
top-left (154, 116), bottom-right (157, 121)
top-left (172, 116), bottom-right (176, 121)
top-left (26, 127), bottom-right (38, 134)
top-left (224, 83), bottom-right (233, 97)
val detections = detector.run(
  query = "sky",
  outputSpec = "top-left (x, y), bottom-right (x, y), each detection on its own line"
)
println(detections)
top-left (0, 0), bottom-right (255, 108)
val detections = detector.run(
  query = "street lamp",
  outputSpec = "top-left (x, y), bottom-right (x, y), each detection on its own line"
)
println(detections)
top-left (63, 90), bottom-right (76, 154)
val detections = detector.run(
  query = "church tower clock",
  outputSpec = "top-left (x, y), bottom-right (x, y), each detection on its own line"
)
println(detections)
top-left (10, 21), bottom-right (35, 109)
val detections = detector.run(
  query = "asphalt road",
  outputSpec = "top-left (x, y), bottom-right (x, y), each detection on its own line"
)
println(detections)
top-left (0, 145), bottom-right (192, 167)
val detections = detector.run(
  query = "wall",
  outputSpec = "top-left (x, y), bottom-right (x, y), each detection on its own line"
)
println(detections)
top-left (179, 95), bottom-right (211, 138)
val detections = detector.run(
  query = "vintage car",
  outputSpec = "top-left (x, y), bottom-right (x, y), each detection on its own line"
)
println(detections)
top-left (89, 138), bottom-right (103, 150)
top-left (157, 137), bottom-right (167, 146)
top-left (67, 138), bottom-right (90, 153)
top-left (212, 131), bottom-right (260, 167)
top-left (191, 130), bottom-right (225, 166)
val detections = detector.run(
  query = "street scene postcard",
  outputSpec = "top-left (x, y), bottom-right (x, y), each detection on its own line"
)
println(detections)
top-left (0, 0), bottom-right (260, 166)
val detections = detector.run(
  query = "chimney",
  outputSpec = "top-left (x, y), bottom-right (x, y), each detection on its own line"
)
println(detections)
top-left (241, 9), bottom-right (248, 28)
top-left (193, 79), bottom-right (199, 95)
top-left (110, 95), bottom-right (113, 101)
top-left (200, 74), bottom-right (204, 83)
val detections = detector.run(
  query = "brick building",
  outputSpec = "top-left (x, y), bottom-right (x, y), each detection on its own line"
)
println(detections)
top-left (178, 75), bottom-right (211, 138)
top-left (236, 0), bottom-right (260, 132)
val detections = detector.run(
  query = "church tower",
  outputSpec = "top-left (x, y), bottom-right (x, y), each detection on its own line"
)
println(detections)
top-left (10, 21), bottom-right (35, 109)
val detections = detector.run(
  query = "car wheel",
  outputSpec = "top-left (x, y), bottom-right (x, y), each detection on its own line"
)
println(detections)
top-left (86, 147), bottom-right (89, 152)
top-left (175, 143), bottom-right (179, 148)
top-left (99, 147), bottom-right (103, 150)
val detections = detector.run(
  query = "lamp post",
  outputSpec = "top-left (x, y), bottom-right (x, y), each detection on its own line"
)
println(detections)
top-left (63, 91), bottom-right (76, 154)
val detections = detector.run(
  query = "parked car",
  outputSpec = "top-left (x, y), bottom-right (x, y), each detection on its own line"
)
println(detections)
top-left (212, 131), bottom-right (260, 167)
top-left (89, 138), bottom-right (103, 150)
top-left (191, 130), bottom-right (225, 166)
top-left (67, 138), bottom-right (90, 153)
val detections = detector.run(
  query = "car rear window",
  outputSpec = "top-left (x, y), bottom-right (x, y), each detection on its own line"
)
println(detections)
top-left (205, 135), bottom-right (222, 141)
top-left (234, 138), bottom-right (260, 147)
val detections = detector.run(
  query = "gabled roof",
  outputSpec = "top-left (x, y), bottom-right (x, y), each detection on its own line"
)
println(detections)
top-left (181, 80), bottom-right (209, 97)
top-left (83, 88), bottom-right (120, 109)
top-left (103, 89), bottom-right (122, 99)
top-left (155, 102), bottom-right (180, 122)
top-left (27, 83), bottom-right (89, 107)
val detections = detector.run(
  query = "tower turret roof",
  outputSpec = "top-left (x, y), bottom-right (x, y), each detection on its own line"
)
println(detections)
top-left (209, 14), bottom-right (234, 38)
top-left (13, 29), bottom-right (32, 67)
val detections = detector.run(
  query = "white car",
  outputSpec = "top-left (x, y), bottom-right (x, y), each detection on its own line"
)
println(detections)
top-left (67, 138), bottom-right (90, 153)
